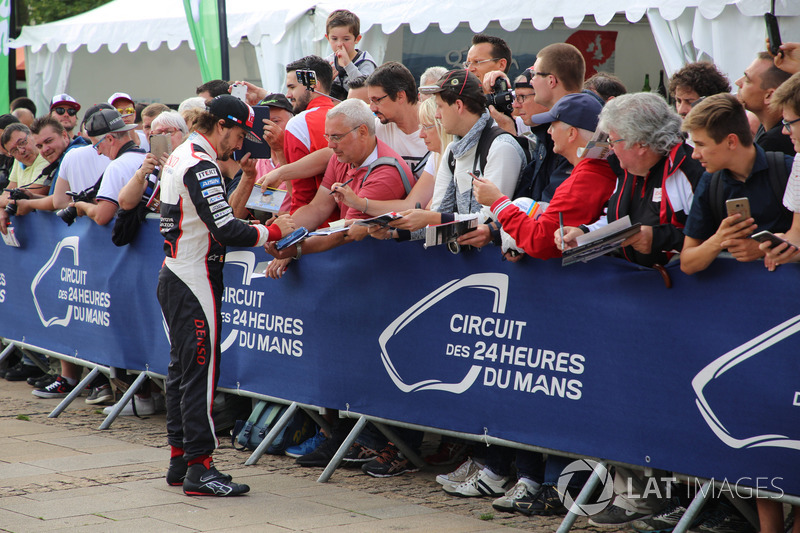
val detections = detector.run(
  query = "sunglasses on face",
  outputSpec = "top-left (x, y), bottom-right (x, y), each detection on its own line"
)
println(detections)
top-left (53, 107), bottom-right (78, 116)
top-left (116, 107), bottom-right (135, 115)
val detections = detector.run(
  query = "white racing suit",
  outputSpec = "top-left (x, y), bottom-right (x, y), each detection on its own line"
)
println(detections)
top-left (157, 132), bottom-right (275, 460)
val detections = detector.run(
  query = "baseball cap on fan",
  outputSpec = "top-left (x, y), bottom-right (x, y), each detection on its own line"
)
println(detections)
top-left (50, 93), bottom-right (81, 111)
top-left (85, 109), bottom-right (137, 137)
top-left (419, 69), bottom-right (484, 103)
top-left (529, 92), bottom-right (604, 132)
top-left (206, 94), bottom-right (262, 143)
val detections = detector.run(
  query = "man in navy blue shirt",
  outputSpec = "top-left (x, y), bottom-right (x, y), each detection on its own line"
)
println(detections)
top-left (680, 93), bottom-right (793, 274)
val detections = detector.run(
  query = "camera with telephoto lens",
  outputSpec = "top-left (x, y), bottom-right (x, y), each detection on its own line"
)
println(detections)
top-left (486, 77), bottom-right (514, 117)
top-left (56, 187), bottom-right (97, 226)
top-left (295, 69), bottom-right (317, 89)
top-left (4, 188), bottom-right (29, 216)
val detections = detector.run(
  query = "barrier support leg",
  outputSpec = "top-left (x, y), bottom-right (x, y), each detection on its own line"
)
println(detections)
top-left (317, 415), bottom-right (367, 483)
top-left (673, 480), bottom-right (713, 533)
top-left (245, 402), bottom-right (298, 466)
top-left (303, 407), bottom-right (331, 436)
top-left (49, 367), bottom-right (100, 418)
top-left (725, 492), bottom-right (759, 529)
top-left (0, 341), bottom-right (17, 364)
top-left (98, 372), bottom-right (148, 430)
top-left (557, 461), bottom-right (609, 533)
top-left (372, 421), bottom-right (426, 470)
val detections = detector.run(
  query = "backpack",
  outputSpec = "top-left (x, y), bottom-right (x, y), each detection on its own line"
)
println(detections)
top-left (708, 151), bottom-right (791, 228)
top-left (231, 400), bottom-right (316, 454)
top-left (361, 156), bottom-right (413, 195)
top-left (447, 123), bottom-right (532, 180)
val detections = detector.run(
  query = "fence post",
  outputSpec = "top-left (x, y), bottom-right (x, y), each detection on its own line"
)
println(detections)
top-left (49, 367), bottom-right (100, 418)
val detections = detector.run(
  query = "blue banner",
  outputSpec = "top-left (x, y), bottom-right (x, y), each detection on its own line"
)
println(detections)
top-left (1, 212), bottom-right (798, 496)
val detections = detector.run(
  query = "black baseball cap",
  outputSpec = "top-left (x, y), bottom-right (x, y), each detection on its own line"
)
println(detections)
top-left (85, 109), bottom-right (137, 137)
top-left (419, 69), bottom-right (484, 103)
top-left (206, 95), bottom-right (261, 143)
top-left (258, 93), bottom-right (293, 114)
top-left (81, 103), bottom-right (115, 130)
top-left (529, 93), bottom-right (604, 132)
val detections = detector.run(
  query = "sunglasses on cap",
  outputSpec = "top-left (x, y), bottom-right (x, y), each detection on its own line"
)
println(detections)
top-left (53, 107), bottom-right (78, 116)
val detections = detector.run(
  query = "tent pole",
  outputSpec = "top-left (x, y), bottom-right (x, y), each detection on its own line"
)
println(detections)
top-left (217, 0), bottom-right (229, 81)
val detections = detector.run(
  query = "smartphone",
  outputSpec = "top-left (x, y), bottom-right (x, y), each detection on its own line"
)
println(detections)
top-left (295, 69), bottom-right (317, 89)
top-left (275, 227), bottom-right (309, 251)
top-left (765, 13), bottom-right (782, 56)
top-left (726, 197), bottom-right (751, 222)
top-left (751, 230), bottom-right (792, 249)
top-left (230, 83), bottom-right (247, 102)
top-left (149, 134), bottom-right (172, 161)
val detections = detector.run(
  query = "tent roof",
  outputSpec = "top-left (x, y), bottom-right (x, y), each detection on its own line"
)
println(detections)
top-left (12, 0), bottom-right (799, 54)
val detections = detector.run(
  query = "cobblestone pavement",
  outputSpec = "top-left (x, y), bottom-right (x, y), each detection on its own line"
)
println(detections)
top-left (0, 379), bottom-right (626, 532)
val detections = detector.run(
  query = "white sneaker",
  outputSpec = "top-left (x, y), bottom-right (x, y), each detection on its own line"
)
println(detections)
top-left (443, 468), bottom-right (509, 497)
top-left (436, 457), bottom-right (483, 486)
top-left (492, 479), bottom-right (542, 512)
top-left (102, 395), bottom-right (155, 416)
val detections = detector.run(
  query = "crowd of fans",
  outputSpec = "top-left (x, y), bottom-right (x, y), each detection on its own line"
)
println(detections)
top-left (0, 7), bottom-right (798, 529)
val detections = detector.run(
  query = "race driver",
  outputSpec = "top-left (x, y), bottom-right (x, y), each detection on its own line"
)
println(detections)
top-left (157, 94), bottom-right (294, 496)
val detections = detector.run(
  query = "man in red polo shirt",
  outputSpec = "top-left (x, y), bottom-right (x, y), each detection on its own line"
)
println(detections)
top-left (267, 98), bottom-right (414, 260)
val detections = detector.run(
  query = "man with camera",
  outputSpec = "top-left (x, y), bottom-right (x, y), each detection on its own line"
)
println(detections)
top-left (4, 117), bottom-right (86, 219)
top-left (0, 123), bottom-right (49, 216)
top-left (71, 108), bottom-right (144, 226)
top-left (50, 104), bottom-right (112, 221)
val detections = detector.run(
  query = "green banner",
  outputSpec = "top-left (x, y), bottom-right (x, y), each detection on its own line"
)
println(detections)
top-left (0, 0), bottom-right (10, 113)
top-left (183, 0), bottom-right (222, 83)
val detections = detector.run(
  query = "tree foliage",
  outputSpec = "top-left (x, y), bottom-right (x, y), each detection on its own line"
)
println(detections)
top-left (16, 0), bottom-right (113, 26)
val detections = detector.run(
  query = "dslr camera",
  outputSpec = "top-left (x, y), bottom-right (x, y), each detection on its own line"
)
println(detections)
top-left (56, 187), bottom-right (97, 226)
top-left (295, 69), bottom-right (318, 90)
top-left (486, 77), bottom-right (515, 118)
top-left (4, 188), bottom-right (29, 216)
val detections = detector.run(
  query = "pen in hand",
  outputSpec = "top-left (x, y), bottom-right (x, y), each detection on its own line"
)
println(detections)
top-left (559, 212), bottom-right (565, 251)
top-left (330, 177), bottom-right (354, 194)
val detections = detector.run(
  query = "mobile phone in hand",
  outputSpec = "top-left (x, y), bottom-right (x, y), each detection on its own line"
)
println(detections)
top-left (765, 13), bottom-right (782, 56)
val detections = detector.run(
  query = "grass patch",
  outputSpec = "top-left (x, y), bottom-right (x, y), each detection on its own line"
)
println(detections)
top-left (16, 414), bottom-right (30, 421)
top-left (479, 512), bottom-right (494, 521)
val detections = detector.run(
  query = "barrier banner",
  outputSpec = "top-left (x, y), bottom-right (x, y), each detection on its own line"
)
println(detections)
top-left (1, 212), bottom-right (798, 497)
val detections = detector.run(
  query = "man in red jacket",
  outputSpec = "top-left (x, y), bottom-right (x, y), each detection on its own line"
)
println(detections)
top-left (473, 92), bottom-right (615, 260)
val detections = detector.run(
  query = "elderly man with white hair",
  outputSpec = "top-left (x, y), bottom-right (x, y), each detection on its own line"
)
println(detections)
top-left (267, 98), bottom-right (415, 262)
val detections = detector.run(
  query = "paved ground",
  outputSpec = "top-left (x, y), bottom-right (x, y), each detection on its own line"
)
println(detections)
top-left (0, 378), bottom-right (624, 532)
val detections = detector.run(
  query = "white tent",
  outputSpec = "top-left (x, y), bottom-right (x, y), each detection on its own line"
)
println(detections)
top-left (10, 0), bottom-right (800, 113)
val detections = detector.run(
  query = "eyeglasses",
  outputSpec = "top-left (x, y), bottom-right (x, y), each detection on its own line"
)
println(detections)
top-left (421, 124), bottom-right (436, 131)
top-left (151, 128), bottom-right (179, 136)
top-left (324, 126), bottom-right (360, 143)
top-left (529, 71), bottom-right (552, 78)
top-left (515, 94), bottom-right (534, 103)
top-left (93, 136), bottom-right (107, 151)
top-left (116, 106), bottom-right (135, 115)
top-left (782, 116), bottom-right (800, 132)
top-left (53, 107), bottom-right (78, 116)
top-left (462, 58), bottom-right (500, 69)
top-left (607, 137), bottom-right (626, 147)
top-left (369, 94), bottom-right (390, 105)
top-left (7, 135), bottom-right (30, 157)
